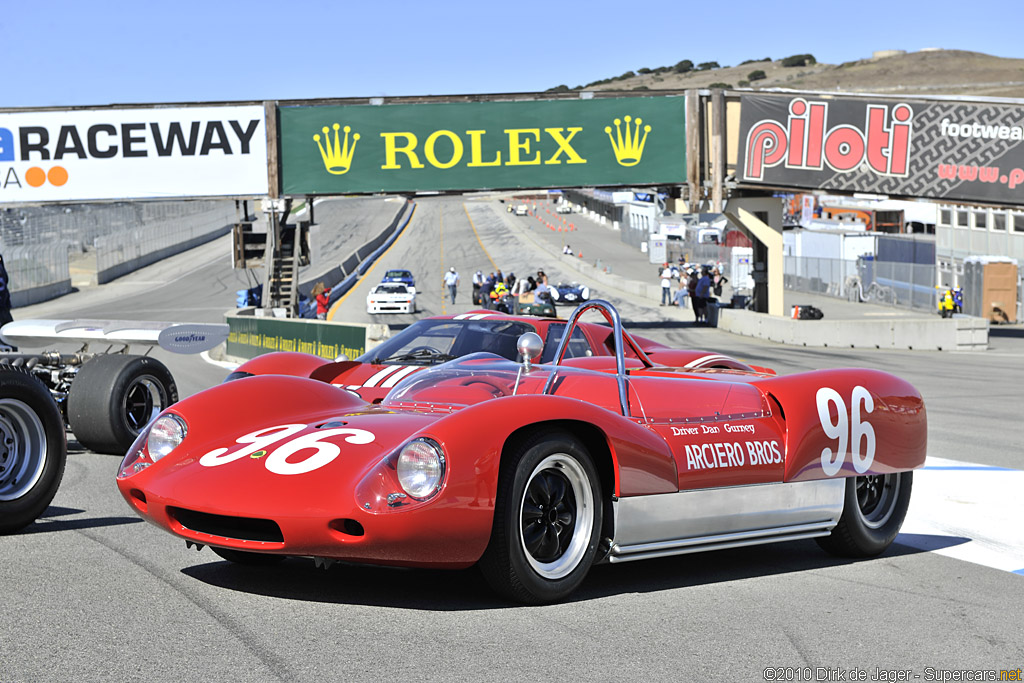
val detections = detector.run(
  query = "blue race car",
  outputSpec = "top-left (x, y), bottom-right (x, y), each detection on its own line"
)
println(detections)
top-left (551, 281), bottom-right (590, 305)
top-left (382, 269), bottom-right (415, 292)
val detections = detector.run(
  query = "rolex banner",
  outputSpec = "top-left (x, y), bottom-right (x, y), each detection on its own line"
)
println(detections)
top-left (279, 97), bottom-right (686, 194)
top-left (738, 93), bottom-right (1024, 206)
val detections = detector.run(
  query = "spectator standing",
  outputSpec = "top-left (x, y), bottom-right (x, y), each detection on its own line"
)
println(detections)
top-left (712, 267), bottom-right (728, 297)
top-left (443, 266), bottom-right (460, 304)
top-left (659, 263), bottom-right (673, 306)
top-left (312, 282), bottom-right (331, 320)
top-left (472, 269), bottom-right (484, 304)
top-left (480, 272), bottom-right (494, 309)
top-left (695, 268), bottom-right (712, 323)
top-left (506, 272), bottom-right (517, 292)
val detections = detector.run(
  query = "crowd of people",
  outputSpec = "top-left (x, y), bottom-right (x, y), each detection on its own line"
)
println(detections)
top-left (659, 261), bottom-right (728, 324)
top-left (442, 267), bottom-right (555, 312)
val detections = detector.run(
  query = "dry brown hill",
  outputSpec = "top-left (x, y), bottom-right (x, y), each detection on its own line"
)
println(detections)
top-left (563, 50), bottom-right (1024, 100)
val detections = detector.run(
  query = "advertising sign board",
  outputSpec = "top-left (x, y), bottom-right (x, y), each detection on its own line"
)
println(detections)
top-left (280, 97), bottom-right (686, 194)
top-left (738, 93), bottom-right (1024, 206)
top-left (0, 105), bottom-right (268, 202)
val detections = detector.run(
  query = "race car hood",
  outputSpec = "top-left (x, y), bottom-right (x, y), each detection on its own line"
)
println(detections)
top-left (118, 375), bottom-right (441, 519)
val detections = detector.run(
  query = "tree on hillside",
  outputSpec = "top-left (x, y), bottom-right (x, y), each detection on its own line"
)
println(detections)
top-left (674, 59), bottom-right (693, 73)
top-left (697, 61), bottom-right (720, 70)
top-left (748, 69), bottom-right (767, 81)
top-left (782, 54), bottom-right (816, 67)
top-left (708, 82), bottom-right (732, 88)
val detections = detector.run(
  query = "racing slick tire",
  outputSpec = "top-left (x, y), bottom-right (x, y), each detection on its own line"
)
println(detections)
top-left (67, 354), bottom-right (178, 455)
top-left (816, 471), bottom-right (913, 558)
top-left (211, 546), bottom-right (287, 565)
top-left (0, 365), bottom-right (67, 534)
top-left (479, 429), bottom-right (602, 604)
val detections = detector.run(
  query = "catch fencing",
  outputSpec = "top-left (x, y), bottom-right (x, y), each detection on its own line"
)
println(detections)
top-left (656, 231), bottom-right (938, 313)
top-left (784, 256), bottom-right (937, 312)
top-left (1, 200), bottom-right (237, 303)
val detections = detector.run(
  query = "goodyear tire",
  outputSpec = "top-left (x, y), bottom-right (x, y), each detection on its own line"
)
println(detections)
top-left (479, 430), bottom-right (602, 604)
top-left (67, 355), bottom-right (177, 455)
top-left (0, 365), bottom-right (67, 534)
top-left (817, 472), bottom-right (913, 558)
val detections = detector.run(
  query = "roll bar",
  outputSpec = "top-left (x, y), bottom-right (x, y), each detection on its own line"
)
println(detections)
top-left (542, 300), bottom-right (652, 417)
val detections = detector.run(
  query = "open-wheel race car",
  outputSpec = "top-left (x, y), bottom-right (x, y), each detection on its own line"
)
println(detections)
top-left (0, 319), bottom-right (227, 534)
top-left (115, 301), bottom-right (926, 603)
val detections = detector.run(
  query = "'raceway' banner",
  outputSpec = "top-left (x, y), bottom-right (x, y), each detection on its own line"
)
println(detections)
top-left (738, 93), bottom-right (1024, 206)
top-left (0, 105), bottom-right (268, 202)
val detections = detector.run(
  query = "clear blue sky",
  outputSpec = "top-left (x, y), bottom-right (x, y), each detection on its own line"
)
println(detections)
top-left (4, 0), bottom-right (1022, 108)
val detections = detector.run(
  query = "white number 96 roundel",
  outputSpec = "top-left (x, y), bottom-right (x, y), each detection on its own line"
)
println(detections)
top-left (815, 385), bottom-right (876, 476)
top-left (198, 423), bottom-right (375, 475)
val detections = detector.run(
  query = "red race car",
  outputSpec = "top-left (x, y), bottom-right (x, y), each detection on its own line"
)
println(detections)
top-left (116, 301), bottom-right (926, 604)
top-left (227, 309), bottom-right (769, 404)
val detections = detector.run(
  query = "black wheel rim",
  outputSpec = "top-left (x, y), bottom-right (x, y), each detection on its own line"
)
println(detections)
top-left (518, 454), bottom-right (594, 580)
top-left (522, 467), bottom-right (576, 563)
top-left (122, 375), bottom-right (167, 433)
top-left (855, 472), bottom-right (900, 529)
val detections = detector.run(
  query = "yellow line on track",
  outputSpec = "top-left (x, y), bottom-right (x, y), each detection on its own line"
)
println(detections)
top-left (327, 203), bottom-right (418, 321)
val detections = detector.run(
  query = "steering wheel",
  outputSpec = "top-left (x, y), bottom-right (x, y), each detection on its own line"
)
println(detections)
top-left (455, 376), bottom-right (511, 397)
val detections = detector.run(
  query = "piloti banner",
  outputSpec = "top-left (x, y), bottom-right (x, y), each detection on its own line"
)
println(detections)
top-left (0, 105), bottom-right (268, 202)
top-left (279, 97), bottom-right (686, 194)
top-left (738, 93), bottom-right (1024, 206)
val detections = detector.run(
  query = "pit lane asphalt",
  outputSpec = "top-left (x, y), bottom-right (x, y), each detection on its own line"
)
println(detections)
top-left (2, 195), bottom-right (1022, 681)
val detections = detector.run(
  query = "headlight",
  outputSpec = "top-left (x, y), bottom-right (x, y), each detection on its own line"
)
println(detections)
top-left (147, 414), bottom-right (187, 462)
top-left (396, 438), bottom-right (445, 499)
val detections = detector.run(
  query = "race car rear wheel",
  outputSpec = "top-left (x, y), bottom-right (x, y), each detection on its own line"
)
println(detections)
top-left (0, 365), bottom-right (67, 534)
top-left (211, 546), bottom-right (287, 565)
top-left (479, 430), bottom-right (602, 604)
top-left (816, 471), bottom-right (913, 558)
top-left (67, 355), bottom-right (178, 455)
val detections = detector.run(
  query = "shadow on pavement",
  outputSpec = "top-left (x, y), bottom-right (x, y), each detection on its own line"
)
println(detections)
top-left (179, 535), bottom-right (952, 610)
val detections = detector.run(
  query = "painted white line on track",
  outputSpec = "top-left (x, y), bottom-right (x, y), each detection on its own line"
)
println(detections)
top-left (898, 456), bottom-right (1024, 576)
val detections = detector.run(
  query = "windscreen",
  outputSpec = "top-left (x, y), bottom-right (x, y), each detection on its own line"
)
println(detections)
top-left (357, 319), bottom-right (536, 366)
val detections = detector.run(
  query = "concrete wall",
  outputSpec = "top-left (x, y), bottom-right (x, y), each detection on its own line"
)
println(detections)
top-left (717, 308), bottom-right (989, 351)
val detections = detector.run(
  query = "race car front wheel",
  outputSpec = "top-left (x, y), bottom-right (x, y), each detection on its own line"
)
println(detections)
top-left (480, 430), bottom-right (602, 604)
top-left (0, 365), bottom-right (67, 534)
top-left (816, 471), bottom-right (913, 558)
top-left (67, 355), bottom-right (178, 455)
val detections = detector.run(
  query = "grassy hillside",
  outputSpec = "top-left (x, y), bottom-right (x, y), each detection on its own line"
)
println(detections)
top-left (553, 50), bottom-right (1024, 99)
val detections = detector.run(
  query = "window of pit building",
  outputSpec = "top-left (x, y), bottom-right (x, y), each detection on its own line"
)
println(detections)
top-left (956, 209), bottom-right (969, 228)
top-left (939, 208), bottom-right (952, 227)
top-left (973, 209), bottom-right (987, 230)
top-left (1013, 212), bottom-right (1024, 233)
top-left (993, 213), bottom-right (1007, 231)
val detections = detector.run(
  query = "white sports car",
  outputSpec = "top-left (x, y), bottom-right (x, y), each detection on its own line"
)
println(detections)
top-left (366, 282), bottom-right (417, 314)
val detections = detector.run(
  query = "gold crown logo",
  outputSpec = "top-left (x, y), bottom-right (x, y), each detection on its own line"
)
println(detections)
top-left (605, 115), bottom-right (651, 167)
top-left (314, 123), bottom-right (360, 175)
